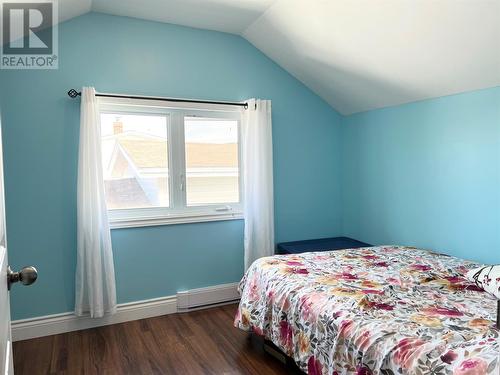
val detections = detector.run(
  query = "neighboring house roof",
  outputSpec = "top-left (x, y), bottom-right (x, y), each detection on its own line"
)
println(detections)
top-left (103, 132), bottom-right (239, 208)
top-left (119, 138), bottom-right (168, 169)
top-left (118, 135), bottom-right (238, 169)
top-left (104, 178), bottom-right (151, 209)
top-left (185, 143), bottom-right (238, 168)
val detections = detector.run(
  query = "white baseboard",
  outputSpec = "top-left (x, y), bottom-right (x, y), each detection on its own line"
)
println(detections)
top-left (12, 282), bottom-right (240, 342)
top-left (11, 296), bottom-right (177, 342)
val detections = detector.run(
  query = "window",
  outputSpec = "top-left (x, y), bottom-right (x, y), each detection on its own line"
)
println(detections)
top-left (101, 113), bottom-right (170, 210)
top-left (99, 98), bottom-right (243, 228)
top-left (184, 117), bottom-right (239, 206)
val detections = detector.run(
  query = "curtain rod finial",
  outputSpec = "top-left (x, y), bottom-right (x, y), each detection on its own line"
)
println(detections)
top-left (68, 89), bottom-right (80, 98)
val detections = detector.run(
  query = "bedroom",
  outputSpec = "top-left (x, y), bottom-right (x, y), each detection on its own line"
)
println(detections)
top-left (0, 0), bottom-right (499, 374)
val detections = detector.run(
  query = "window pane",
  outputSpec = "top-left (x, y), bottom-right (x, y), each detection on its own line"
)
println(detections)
top-left (101, 113), bottom-right (169, 209)
top-left (184, 117), bottom-right (239, 206)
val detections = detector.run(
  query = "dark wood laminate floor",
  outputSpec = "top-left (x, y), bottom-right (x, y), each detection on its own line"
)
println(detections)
top-left (13, 304), bottom-right (302, 375)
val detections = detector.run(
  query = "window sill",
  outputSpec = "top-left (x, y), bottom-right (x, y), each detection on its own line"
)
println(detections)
top-left (109, 211), bottom-right (244, 229)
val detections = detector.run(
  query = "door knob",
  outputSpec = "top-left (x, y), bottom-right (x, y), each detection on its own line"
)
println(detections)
top-left (7, 266), bottom-right (37, 290)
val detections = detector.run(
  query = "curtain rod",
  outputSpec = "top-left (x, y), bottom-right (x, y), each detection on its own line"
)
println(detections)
top-left (67, 89), bottom-right (248, 109)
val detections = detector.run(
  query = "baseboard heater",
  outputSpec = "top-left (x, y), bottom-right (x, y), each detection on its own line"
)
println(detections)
top-left (176, 282), bottom-right (240, 312)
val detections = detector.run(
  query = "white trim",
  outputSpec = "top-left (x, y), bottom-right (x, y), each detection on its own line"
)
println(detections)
top-left (11, 296), bottom-right (177, 342)
top-left (109, 211), bottom-right (243, 229)
top-left (177, 282), bottom-right (240, 311)
top-left (4, 342), bottom-right (10, 375)
top-left (99, 100), bottom-right (244, 226)
top-left (11, 282), bottom-right (240, 342)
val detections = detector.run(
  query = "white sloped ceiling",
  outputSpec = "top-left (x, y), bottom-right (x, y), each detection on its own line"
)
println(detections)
top-left (91, 0), bottom-right (276, 34)
top-left (244, 0), bottom-right (500, 114)
top-left (61, 0), bottom-right (500, 115)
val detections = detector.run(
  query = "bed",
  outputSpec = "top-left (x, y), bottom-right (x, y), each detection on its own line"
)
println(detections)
top-left (234, 246), bottom-right (499, 375)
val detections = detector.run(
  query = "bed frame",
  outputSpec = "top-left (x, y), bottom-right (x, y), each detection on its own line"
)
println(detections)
top-left (263, 340), bottom-right (303, 373)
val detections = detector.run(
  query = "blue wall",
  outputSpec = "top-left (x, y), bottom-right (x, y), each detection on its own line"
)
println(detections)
top-left (2, 11), bottom-right (497, 322)
top-left (341, 87), bottom-right (500, 264)
top-left (0, 13), bottom-right (342, 320)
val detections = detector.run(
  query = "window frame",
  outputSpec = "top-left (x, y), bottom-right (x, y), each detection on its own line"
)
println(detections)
top-left (98, 97), bottom-right (244, 229)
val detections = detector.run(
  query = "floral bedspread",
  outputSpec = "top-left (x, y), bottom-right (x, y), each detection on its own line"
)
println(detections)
top-left (234, 246), bottom-right (500, 375)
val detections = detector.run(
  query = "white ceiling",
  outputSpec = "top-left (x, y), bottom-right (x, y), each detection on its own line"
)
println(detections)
top-left (244, 0), bottom-right (500, 114)
top-left (59, 0), bottom-right (92, 23)
top-left (59, 0), bottom-right (275, 33)
top-left (60, 0), bottom-right (500, 115)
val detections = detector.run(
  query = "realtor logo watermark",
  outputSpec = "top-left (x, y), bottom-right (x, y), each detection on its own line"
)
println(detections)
top-left (1, 0), bottom-right (58, 69)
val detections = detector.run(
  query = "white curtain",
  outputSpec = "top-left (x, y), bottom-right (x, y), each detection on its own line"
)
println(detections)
top-left (75, 87), bottom-right (117, 318)
top-left (242, 99), bottom-right (274, 270)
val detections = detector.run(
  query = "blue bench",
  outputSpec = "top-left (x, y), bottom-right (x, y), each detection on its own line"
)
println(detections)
top-left (276, 236), bottom-right (372, 255)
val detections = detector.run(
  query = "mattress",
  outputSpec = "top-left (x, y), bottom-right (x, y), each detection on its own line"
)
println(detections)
top-left (234, 246), bottom-right (499, 375)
